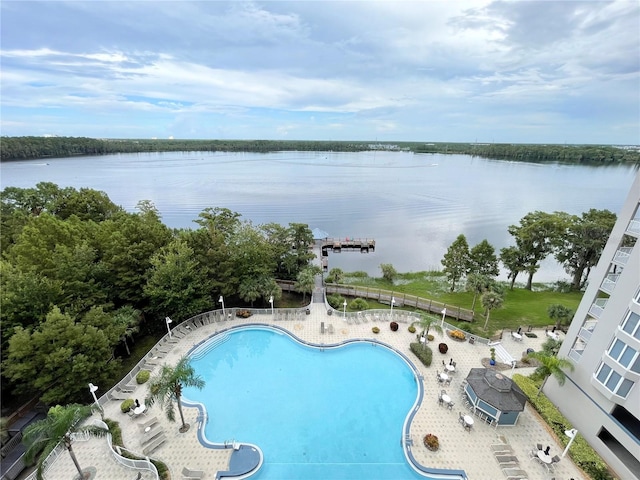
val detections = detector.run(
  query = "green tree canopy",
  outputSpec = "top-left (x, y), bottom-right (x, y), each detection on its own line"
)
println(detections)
top-left (554, 209), bottom-right (617, 290)
top-left (469, 239), bottom-right (499, 277)
top-left (441, 234), bottom-right (470, 292)
top-left (143, 238), bottom-right (212, 324)
top-left (507, 211), bottom-right (565, 290)
top-left (2, 307), bottom-right (119, 404)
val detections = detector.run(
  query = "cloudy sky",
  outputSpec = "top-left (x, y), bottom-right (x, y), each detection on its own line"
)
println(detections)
top-left (1, 0), bottom-right (638, 144)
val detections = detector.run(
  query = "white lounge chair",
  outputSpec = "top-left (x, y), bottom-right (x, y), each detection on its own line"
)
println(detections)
top-left (182, 466), bottom-right (204, 479)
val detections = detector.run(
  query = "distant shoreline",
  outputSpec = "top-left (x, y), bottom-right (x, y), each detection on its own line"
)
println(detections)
top-left (2, 136), bottom-right (639, 164)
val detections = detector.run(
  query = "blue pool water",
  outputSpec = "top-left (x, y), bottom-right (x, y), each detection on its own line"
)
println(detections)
top-left (183, 327), bottom-right (431, 479)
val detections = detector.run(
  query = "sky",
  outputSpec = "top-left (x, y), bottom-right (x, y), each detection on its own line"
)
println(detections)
top-left (1, 0), bottom-right (639, 144)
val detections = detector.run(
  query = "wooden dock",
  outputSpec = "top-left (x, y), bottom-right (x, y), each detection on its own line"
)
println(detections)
top-left (320, 238), bottom-right (375, 256)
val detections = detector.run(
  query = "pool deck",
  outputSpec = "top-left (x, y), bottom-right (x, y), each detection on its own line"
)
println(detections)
top-left (35, 304), bottom-right (587, 480)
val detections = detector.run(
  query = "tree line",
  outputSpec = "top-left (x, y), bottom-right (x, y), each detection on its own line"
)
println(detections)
top-left (2, 136), bottom-right (639, 164)
top-left (440, 209), bottom-right (617, 328)
top-left (0, 182), bottom-right (318, 406)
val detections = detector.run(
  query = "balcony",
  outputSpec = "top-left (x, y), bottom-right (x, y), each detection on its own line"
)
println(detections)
top-left (588, 298), bottom-right (609, 318)
top-left (600, 273), bottom-right (621, 294)
top-left (569, 348), bottom-right (584, 362)
top-left (579, 320), bottom-right (598, 341)
top-left (613, 247), bottom-right (633, 266)
top-left (627, 219), bottom-right (640, 236)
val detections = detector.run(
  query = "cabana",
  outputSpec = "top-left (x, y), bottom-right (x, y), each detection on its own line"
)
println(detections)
top-left (463, 368), bottom-right (527, 426)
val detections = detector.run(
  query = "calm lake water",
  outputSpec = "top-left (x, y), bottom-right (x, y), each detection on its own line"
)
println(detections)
top-left (1, 151), bottom-right (637, 282)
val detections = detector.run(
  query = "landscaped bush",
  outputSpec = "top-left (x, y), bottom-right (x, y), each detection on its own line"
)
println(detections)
top-left (236, 309), bottom-right (252, 318)
top-left (512, 375), bottom-right (614, 480)
top-left (120, 399), bottom-right (134, 413)
top-left (438, 343), bottom-right (448, 354)
top-left (408, 325), bottom-right (416, 333)
top-left (427, 334), bottom-right (434, 341)
top-left (136, 370), bottom-right (150, 384)
top-left (410, 343), bottom-right (433, 367)
top-left (350, 298), bottom-right (369, 310)
top-left (448, 329), bottom-right (466, 341)
top-left (327, 294), bottom-right (346, 309)
top-left (372, 326), bottom-right (380, 334)
top-left (390, 321), bottom-right (399, 331)
top-left (423, 433), bottom-right (439, 451)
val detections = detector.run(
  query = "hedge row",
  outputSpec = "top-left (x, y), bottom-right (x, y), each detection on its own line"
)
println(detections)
top-left (511, 375), bottom-right (615, 480)
top-left (409, 343), bottom-right (433, 367)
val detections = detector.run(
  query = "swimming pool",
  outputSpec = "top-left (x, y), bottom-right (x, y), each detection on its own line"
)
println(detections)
top-left (183, 326), bottom-right (440, 479)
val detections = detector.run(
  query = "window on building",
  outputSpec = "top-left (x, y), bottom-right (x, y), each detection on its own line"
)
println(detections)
top-left (622, 311), bottom-right (640, 340)
top-left (607, 339), bottom-right (639, 368)
top-left (595, 362), bottom-right (635, 398)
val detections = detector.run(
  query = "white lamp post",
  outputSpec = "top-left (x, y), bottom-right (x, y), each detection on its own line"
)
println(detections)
top-left (441, 307), bottom-right (447, 328)
top-left (165, 316), bottom-right (172, 338)
top-left (390, 297), bottom-right (396, 319)
top-left (562, 428), bottom-right (578, 457)
top-left (343, 300), bottom-right (347, 318)
top-left (88, 383), bottom-right (100, 408)
top-left (219, 295), bottom-right (225, 317)
top-left (269, 295), bottom-right (274, 317)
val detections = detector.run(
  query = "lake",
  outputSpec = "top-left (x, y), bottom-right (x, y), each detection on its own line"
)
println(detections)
top-left (1, 151), bottom-right (637, 282)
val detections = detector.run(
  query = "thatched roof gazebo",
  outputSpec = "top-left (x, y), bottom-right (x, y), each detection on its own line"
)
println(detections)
top-left (463, 368), bottom-right (527, 426)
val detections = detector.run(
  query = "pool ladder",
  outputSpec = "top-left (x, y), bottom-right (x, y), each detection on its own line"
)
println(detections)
top-left (224, 439), bottom-right (241, 450)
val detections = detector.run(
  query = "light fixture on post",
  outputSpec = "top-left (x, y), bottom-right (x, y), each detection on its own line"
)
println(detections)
top-left (441, 307), bottom-right (447, 328)
top-left (219, 295), bottom-right (225, 317)
top-left (562, 428), bottom-right (578, 457)
top-left (165, 316), bottom-right (173, 338)
top-left (390, 297), bottom-right (396, 319)
top-left (88, 383), bottom-right (100, 408)
top-left (343, 300), bottom-right (347, 318)
top-left (269, 295), bottom-right (274, 317)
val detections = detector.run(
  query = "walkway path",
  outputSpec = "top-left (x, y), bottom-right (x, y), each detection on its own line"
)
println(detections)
top-left (35, 304), bottom-right (586, 480)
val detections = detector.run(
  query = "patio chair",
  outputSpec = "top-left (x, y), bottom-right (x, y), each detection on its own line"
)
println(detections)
top-left (491, 444), bottom-right (514, 454)
top-left (495, 454), bottom-right (519, 466)
top-left (327, 324), bottom-right (334, 334)
top-left (447, 401), bottom-right (455, 410)
top-left (182, 466), bottom-right (204, 479)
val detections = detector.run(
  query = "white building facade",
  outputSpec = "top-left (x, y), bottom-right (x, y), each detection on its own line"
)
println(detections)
top-left (546, 172), bottom-right (640, 479)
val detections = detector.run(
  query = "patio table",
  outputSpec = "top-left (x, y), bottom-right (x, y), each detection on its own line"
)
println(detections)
top-left (537, 450), bottom-right (552, 464)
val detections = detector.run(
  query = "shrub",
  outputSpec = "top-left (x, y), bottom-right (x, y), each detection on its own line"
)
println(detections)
top-left (136, 370), bottom-right (150, 384)
top-left (350, 298), bottom-right (369, 310)
top-left (423, 433), bottom-right (439, 451)
top-left (438, 343), bottom-right (448, 354)
top-left (236, 309), bottom-right (252, 318)
top-left (449, 329), bottom-right (466, 341)
top-left (408, 325), bottom-right (416, 333)
top-left (372, 326), bottom-right (380, 334)
top-left (427, 334), bottom-right (434, 341)
top-left (120, 399), bottom-right (134, 413)
top-left (327, 294), bottom-right (346, 309)
top-left (390, 321), bottom-right (399, 331)
top-left (410, 343), bottom-right (433, 367)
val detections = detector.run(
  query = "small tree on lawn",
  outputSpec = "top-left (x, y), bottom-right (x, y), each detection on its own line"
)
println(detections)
top-left (146, 356), bottom-right (205, 433)
top-left (481, 290), bottom-right (504, 331)
top-left (23, 404), bottom-right (107, 480)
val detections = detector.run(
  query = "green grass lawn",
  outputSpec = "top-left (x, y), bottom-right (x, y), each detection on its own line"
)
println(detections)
top-left (340, 271), bottom-right (583, 337)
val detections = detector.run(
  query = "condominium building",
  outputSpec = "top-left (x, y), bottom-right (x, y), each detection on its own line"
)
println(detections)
top-left (546, 172), bottom-right (640, 479)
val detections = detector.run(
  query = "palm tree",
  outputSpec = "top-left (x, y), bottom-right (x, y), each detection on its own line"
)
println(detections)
top-left (481, 290), bottom-right (504, 331)
top-left (412, 315), bottom-right (444, 348)
top-left (23, 404), bottom-right (107, 480)
top-left (146, 356), bottom-right (205, 433)
top-left (527, 352), bottom-right (575, 396)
